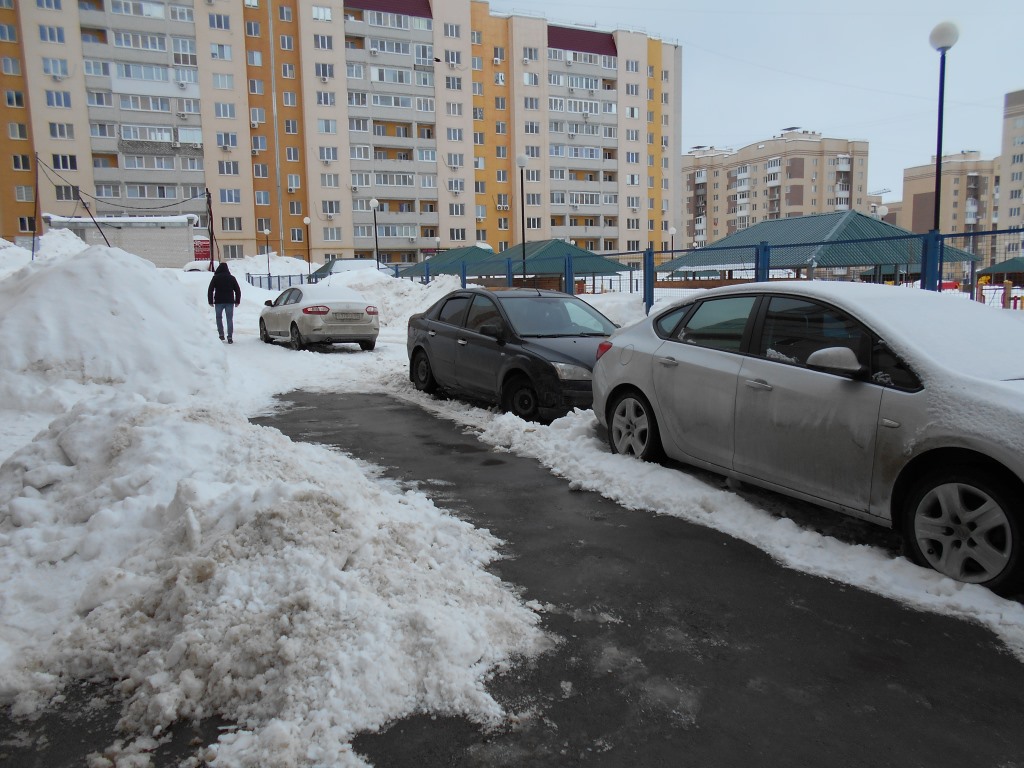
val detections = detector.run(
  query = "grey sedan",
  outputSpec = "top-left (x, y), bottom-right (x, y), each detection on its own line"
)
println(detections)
top-left (592, 280), bottom-right (1024, 593)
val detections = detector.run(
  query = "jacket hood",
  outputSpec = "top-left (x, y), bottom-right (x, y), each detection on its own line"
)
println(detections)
top-left (215, 262), bottom-right (230, 274)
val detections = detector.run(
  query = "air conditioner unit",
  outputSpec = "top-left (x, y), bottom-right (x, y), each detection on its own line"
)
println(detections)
top-left (320, 76), bottom-right (328, 83)
top-left (350, 185), bottom-right (358, 192)
top-left (569, 87), bottom-right (574, 93)
top-left (251, 149), bottom-right (259, 156)
top-left (476, 216), bottom-right (484, 222)
top-left (408, 236), bottom-right (416, 242)
top-left (287, 187), bottom-right (295, 193)
top-left (191, 143), bottom-right (202, 149)
top-left (177, 82), bottom-right (187, 89)
top-left (498, 205), bottom-right (508, 211)
top-left (493, 57), bottom-right (501, 65)
top-left (582, 113), bottom-right (589, 120)
top-left (452, 190), bottom-right (460, 196)
top-left (322, 159), bottom-right (330, 166)
top-left (170, 142), bottom-right (180, 148)
top-left (326, 213), bottom-right (335, 220)
top-left (369, 48), bottom-right (379, 56)
top-left (630, 207), bottom-right (638, 212)
top-left (571, 205), bottom-right (578, 210)
top-left (448, 61), bottom-right (456, 69)
top-left (219, 145), bottom-right (231, 151)
top-left (250, 121), bottom-right (259, 128)
top-left (522, 57), bottom-right (529, 65)
top-left (588, 89), bottom-right (595, 95)
top-left (176, 112), bottom-right (187, 119)
top-left (566, 60), bottom-right (573, 67)
top-left (568, 133), bottom-right (576, 139)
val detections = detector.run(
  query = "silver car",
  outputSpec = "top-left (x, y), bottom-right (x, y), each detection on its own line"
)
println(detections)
top-left (259, 284), bottom-right (379, 351)
top-left (593, 280), bottom-right (1024, 593)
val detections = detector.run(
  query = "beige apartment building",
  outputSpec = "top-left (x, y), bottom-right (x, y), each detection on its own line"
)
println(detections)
top-left (889, 89), bottom-right (1024, 270)
top-left (680, 129), bottom-right (871, 248)
top-left (0, 0), bottom-right (682, 266)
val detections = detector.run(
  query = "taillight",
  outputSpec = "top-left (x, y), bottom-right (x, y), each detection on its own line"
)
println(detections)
top-left (302, 305), bottom-right (330, 315)
top-left (596, 340), bottom-right (613, 361)
top-left (365, 305), bottom-right (379, 315)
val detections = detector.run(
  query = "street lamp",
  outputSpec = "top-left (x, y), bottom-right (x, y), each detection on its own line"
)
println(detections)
top-left (930, 21), bottom-right (958, 234)
top-left (434, 236), bottom-right (441, 256)
top-left (516, 154), bottom-right (528, 281)
top-left (302, 216), bottom-right (311, 276)
top-left (262, 227), bottom-right (271, 287)
top-left (369, 198), bottom-right (381, 270)
top-left (669, 226), bottom-right (676, 253)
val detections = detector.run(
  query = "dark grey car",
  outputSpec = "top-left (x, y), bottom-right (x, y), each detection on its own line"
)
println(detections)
top-left (407, 288), bottom-right (617, 422)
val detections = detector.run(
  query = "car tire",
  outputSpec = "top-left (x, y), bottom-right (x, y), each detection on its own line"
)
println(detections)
top-left (411, 349), bottom-right (437, 393)
top-left (902, 467), bottom-right (1023, 594)
top-left (359, 339), bottom-right (376, 351)
top-left (502, 375), bottom-right (540, 422)
top-left (607, 389), bottom-right (663, 462)
top-left (289, 323), bottom-right (305, 351)
top-left (259, 319), bottom-right (273, 344)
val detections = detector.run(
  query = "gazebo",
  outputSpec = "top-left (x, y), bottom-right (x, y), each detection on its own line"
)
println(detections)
top-left (978, 256), bottom-right (1024, 286)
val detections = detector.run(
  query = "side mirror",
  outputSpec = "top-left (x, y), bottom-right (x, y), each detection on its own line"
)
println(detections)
top-left (264, 300), bottom-right (273, 307)
top-left (478, 323), bottom-right (504, 341)
top-left (806, 346), bottom-right (864, 377)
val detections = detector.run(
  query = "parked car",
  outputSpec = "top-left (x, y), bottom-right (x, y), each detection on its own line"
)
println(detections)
top-left (592, 280), bottom-right (1024, 593)
top-left (260, 284), bottom-right (379, 351)
top-left (408, 287), bottom-right (617, 422)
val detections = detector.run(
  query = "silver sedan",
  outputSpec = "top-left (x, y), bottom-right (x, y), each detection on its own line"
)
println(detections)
top-left (259, 284), bottom-right (379, 351)
top-left (592, 280), bottom-right (1024, 593)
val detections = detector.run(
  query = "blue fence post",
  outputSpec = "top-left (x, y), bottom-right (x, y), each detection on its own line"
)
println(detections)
top-left (506, 258), bottom-right (513, 287)
top-left (392, 264), bottom-right (399, 278)
top-left (460, 260), bottom-right (468, 289)
top-left (424, 261), bottom-right (430, 284)
top-left (564, 251), bottom-right (575, 295)
top-left (643, 246), bottom-right (655, 314)
top-left (755, 241), bottom-right (770, 282)
top-left (921, 230), bottom-right (941, 291)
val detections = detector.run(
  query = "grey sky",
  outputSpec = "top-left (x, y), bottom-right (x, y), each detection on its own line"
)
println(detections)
top-left (491, 0), bottom-right (1021, 203)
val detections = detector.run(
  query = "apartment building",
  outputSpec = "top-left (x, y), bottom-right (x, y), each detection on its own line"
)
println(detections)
top-left (680, 129), bottom-right (871, 249)
top-left (0, 0), bottom-right (682, 266)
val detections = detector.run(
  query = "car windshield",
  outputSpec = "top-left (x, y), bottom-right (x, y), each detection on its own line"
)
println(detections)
top-left (497, 295), bottom-right (617, 337)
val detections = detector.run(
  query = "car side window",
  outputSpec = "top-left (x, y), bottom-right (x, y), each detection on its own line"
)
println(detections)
top-left (464, 296), bottom-right (503, 334)
top-left (437, 295), bottom-right (470, 326)
top-left (654, 306), bottom-right (689, 338)
top-left (287, 290), bottom-right (303, 306)
top-left (274, 289), bottom-right (294, 307)
top-left (677, 296), bottom-right (756, 352)
top-left (758, 296), bottom-right (869, 367)
top-left (871, 340), bottom-right (922, 391)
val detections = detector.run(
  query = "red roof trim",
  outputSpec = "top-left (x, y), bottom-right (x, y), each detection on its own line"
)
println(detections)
top-left (344, 0), bottom-right (433, 19)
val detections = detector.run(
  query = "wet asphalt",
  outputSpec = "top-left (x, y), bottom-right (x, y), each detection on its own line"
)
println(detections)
top-left (3, 390), bottom-right (1024, 767)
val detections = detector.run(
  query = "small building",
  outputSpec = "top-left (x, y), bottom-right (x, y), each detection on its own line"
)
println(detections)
top-left (41, 214), bottom-right (201, 268)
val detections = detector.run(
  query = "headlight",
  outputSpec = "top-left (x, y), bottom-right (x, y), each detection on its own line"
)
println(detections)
top-left (551, 362), bottom-right (592, 381)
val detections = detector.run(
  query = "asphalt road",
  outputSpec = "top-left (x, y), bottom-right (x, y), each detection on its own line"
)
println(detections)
top-left (255, 392), bottom-right (1024, 768)
top-left (4, 391), bottom-right (1023, 767)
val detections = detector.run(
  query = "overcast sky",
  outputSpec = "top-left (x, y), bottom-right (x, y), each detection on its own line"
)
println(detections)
top-left (491, 0), bottom-right (1021, 203)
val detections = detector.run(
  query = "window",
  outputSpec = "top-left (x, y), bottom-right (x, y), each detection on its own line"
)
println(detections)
top-left (674, 296), bottom-right (756, 352)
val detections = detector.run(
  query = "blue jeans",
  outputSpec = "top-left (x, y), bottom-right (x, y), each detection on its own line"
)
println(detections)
top-left (215, 303), bottom-right (235, 339)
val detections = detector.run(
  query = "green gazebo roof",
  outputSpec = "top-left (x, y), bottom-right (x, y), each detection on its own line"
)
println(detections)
top-left (978, 256), bottom-right (1024, 275)
top-left (659, 211), bottom-right (978, 272)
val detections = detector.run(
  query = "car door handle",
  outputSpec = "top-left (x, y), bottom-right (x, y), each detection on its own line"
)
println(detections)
top-left (656, 356), bottom-right (678, 367)
top-left (427, 330), bottom-right (436, 336)
top-left (744, 379), bottom-right (773, 391)
top-left (457, 338), bottom-right (468, 345)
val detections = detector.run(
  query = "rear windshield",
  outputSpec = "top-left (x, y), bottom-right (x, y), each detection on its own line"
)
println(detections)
top-left (496, 296), bottom-right (616, 337)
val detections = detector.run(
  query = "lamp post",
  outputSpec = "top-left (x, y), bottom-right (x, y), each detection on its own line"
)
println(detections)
top-left (669, 226), bottom-right (676, 253)
top-left (516, 154), bottom-right (528, 281)
top-left (434, 236), bottom-right (441, 256)
top-left (929, 21), bottom-right (958, 233)
top-left (262, 227), bottom-right (271, 287)
top-left (369, 198), bottom-right (381, 270)
top-left (302, 216), bottom-right (311, 276)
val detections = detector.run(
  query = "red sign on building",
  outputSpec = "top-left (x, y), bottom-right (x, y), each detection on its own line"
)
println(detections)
top-left (193, 237), bottom-right (211, 261)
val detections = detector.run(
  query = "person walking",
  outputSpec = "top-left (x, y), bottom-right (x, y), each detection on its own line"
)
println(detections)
top-left (207, 262), bottom-right (242, 343)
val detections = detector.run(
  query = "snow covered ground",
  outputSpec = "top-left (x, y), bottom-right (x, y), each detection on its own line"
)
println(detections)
top-left (1, 233), bottom-right (1023, 767)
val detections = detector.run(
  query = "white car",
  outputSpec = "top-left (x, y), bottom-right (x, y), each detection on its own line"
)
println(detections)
top-left (593, 280), bottom-right (1024, 593)
top-left (259, 284), bottom-right (379, 351)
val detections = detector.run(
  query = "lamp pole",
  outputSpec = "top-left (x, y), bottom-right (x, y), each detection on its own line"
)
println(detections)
top-left (435, 236), bottom-right (441, 256)
top-left (302, 216), bottom-right (311, 276)
top-left (262, 227), bottom-right (271, 287)
top-left (925, 21), bottom-right (958, 291)
top-left (669, 226), bottom-right (676, 253)
top-left (370, 197), bottom-right (381, 270)
top-left (516, 154), bottom-right (528, 282)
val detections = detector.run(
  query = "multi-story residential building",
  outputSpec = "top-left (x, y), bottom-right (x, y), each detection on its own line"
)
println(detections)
top-left (680, 129), bottom-right (870, 250)
top-left (0, 0), bottom-right (682, 267)
top-left (999, 89), bottom-right (1024, 259)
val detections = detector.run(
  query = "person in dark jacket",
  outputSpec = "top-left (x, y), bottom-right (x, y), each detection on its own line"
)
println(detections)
top-left (207, 262), bottom-right (242, 343)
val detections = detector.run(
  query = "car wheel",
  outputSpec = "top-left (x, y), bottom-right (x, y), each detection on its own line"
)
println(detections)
top-left (902, 468), bottom-right (1023, 594)
top-left (411, 349), bottom-right (437, 393)
top-left (259, 319), bottom-right (273, 344)
top-left (502, 375), bottom-right (539, 421)
top-left (607, 390), bottom-right (663, 462)
top-left (289, 323), bottom-right (305, 351)
top-left (359, 339), bottom-right (376, 351)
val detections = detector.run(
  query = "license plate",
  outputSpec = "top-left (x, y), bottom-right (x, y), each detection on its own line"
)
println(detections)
top-left (334, 312), bottom-right (361, 321)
